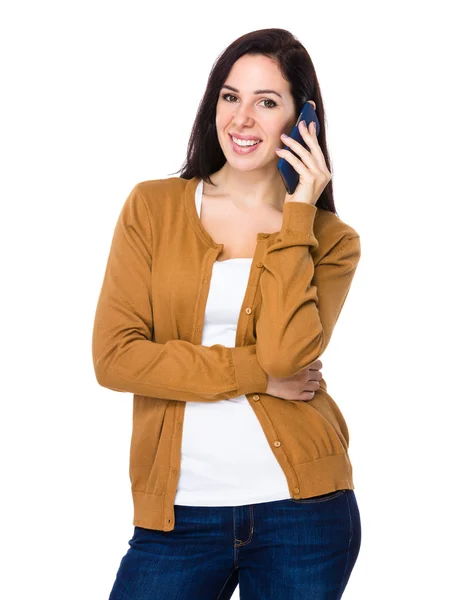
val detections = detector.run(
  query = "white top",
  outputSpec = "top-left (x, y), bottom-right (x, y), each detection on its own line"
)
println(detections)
top-left (174, 179), bottom-right (290, 506)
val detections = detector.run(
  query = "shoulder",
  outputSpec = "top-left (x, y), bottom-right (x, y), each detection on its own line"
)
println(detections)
top-left (134, 176), bottom-right (186, 196)
top-left (132, 176), bottom-right (187, 204)
top-left (127, 176), bottom-right (191, 220)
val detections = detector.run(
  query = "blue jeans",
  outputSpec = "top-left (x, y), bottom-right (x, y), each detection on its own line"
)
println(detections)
top-left (108, 489), bottom-right (361, 599)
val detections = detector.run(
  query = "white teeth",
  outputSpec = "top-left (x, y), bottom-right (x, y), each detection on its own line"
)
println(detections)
top-left (232, 136), bottom-right (261, 147)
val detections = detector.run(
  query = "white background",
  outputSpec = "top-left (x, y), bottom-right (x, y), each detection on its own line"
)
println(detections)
top-left (1, 1), bottom-right (467, 598)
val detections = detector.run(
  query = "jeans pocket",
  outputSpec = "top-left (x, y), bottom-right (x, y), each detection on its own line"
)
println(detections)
top-left (288, 489), bottom-right (346, 503)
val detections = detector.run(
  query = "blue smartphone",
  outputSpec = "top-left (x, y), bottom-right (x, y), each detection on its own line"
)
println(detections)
top-left (277, 100), bottom-right (320, 195)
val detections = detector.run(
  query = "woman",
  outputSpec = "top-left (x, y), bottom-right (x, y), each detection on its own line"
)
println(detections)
top-left (93, 28), bottom-right (362, 600)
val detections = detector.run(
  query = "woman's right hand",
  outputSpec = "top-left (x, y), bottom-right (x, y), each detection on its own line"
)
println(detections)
top-left (265, 359), bottom-right (323, 401)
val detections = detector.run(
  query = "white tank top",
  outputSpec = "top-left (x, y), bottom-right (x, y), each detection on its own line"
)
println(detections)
top-left (174, 179), bottom-right (290, 506)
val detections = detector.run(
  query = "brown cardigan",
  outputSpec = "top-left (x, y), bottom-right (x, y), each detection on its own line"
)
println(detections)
top-left (92, 175), bottom-right (361, 531)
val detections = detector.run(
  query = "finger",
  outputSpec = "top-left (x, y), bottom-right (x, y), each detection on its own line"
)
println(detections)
top-left (298, 120), bottom-right (330, 170)
top-left (275, 146), bottom-right (312, 180)
top-left (291, 392), bottom-right (315, 402)
top-left (278, 128), bottom-right (316, 172)
top-left (308, 367), bottom-right (322, 379)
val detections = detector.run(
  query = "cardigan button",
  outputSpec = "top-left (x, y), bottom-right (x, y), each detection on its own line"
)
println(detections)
top-left (256, 261), bottom-right (263, 268)
top-left (245, 307), bottom-right (252, 314)
top-left (273, 440), bottom-right (281, 447)
top-left (293, 487), bottom-right (300, 494)
top-left (252, 394), bottom-right (260, 401)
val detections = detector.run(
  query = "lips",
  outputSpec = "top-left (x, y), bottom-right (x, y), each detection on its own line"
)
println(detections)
top-left (232, 138), bottom-right (262, 147)
top-left (229, 133), bottom-right (262, 142)
top-left (229, 134), bottom-right (263, 155)
top-left (229, 134), bottom-right (263, 148)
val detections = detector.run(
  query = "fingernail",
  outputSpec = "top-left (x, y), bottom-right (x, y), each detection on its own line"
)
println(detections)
top-left (281, 133), bottom-right (288, 138)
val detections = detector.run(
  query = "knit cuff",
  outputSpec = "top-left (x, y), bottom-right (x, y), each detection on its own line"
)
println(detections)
top-left (231, 346), bottom-right (268, 396)
top-left (271, 201), bottom-right (319, 249)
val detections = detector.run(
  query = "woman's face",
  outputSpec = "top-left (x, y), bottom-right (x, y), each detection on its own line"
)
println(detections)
top-left (215, 54), bottom-right (311, 172)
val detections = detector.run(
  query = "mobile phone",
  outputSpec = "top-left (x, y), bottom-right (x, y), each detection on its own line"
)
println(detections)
top-left (277, 100), bottom-right (320, 195)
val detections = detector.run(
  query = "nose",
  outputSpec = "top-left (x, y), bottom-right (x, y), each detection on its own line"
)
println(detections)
top-left (231, 104), bottom-right (255, 128)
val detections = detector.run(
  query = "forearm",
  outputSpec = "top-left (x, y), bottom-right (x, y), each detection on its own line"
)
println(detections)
top-left (256, 202), bottom-right (361, 378)
top-left (92, 335), bottom-right (268, 402)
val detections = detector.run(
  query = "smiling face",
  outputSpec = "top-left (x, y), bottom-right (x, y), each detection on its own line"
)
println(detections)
top-left (215, 54), bottom-right (299, 172)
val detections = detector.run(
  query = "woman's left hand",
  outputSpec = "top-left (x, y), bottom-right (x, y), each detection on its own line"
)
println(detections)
top-left (276, 117), bottom-right (332, 206)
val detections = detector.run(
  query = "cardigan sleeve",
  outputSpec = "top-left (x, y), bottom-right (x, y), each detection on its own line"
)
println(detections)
top-left (92, 185), bottom-right (268, 402)
top-left (255, 201), bottom-right (361, 379)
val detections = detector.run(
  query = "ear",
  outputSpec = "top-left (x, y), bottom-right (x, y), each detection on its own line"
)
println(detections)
top-left (307, 100), bottom-right (317, 110)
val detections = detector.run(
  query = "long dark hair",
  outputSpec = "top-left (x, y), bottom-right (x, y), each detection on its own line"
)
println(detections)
top-left (171, 28), bottom-right (337, 215)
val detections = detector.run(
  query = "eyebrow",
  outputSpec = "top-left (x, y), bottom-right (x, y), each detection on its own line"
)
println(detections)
top-left (221, 84), bottom-right (283, 99)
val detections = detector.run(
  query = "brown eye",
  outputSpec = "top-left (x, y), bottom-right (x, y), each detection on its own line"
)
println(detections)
top-left (222, 93), bottom-right (237, 102)
top-left (221, 93), bottom-right (277, 109)
top-left (260, 99), bottom-right (277, 109)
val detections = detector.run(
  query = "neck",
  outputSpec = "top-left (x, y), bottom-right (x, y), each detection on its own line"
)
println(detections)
top-left (209, 163), bottom-right (285, 211)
